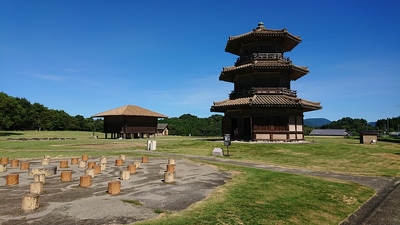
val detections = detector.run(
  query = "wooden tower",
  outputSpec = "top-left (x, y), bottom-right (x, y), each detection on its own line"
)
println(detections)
top-left (211, 22), bottom-right (321, 141)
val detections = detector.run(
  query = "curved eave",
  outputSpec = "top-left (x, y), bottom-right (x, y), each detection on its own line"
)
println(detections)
top-left (219, 62), bottom-right (309, 82)
top-left (225, 29), bottom-right (302, 55)
top-left (211, 95), bottom-right (321, 112)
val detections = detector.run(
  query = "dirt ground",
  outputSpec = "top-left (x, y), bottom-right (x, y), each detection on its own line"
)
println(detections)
top-left (0, 156), bottom-right (230, 225)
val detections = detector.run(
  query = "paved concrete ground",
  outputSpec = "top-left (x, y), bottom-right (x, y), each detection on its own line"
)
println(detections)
top-left (0, 156), bottom-right (230, 225)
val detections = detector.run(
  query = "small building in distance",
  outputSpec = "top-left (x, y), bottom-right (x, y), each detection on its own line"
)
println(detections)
top-left (157, 123), bottom-right (169, 136)
top-left (92, 105), bottom-right (168, 139)
top-left (359, 131), bottom-right (379, 144)
top-left (310, 129), bottom-right (348, 137)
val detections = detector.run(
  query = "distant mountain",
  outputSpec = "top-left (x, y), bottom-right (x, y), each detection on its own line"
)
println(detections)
top-left (304, 118), bottom-right (331, 127)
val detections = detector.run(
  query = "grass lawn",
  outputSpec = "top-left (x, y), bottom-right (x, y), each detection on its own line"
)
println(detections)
top-left (0, 131), bottom-right (398, 224)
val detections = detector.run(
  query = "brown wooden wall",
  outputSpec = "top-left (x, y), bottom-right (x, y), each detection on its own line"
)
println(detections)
top-left (103, 116), bottom-right (157, 134)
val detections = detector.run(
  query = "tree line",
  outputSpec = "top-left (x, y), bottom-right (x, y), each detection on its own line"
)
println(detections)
top-left (1, 92), bottom-right (398, 136)
top-left (0, 92), bottom-right (103, 131)
top-left (319, 117), bottom-right (400, 135)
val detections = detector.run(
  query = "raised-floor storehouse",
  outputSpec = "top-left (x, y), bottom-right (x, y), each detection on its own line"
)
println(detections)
top-left (92, 105), bottom-right (168, 139)
top-left (211, 22), bottom-right (321, 141)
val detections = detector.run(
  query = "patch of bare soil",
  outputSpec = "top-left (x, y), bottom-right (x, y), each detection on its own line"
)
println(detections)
top-left (0, 157), bottom-right (230, 225)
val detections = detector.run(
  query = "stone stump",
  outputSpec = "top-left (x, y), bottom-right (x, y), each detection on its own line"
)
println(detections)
top-left (134, 161), bottom-right (141, 169)
top-left (20, 161), bottom-right (30, 170)
top-left (166, 164), bottom-right (176, 173)
top-left (120, 170), bottom-right (130, 180)
top-left (0, 157), bottom-right (9, 165)
top-left (108, 181), bottom-right (121, 195)
top-left (93, 165), bottom-right (101, 174)
top-left (0, 164), bottom-right (7, 172)
top-left (115, 159), bottom-right (123, 166)
top-left (141, 156), bottom-right (149, 163)
top-left (119, 154), bottom-right (126, 161)
top-left (100, 156), bottom-right (107, 164)
top-left (71, 157), bottom-right (79, 165)
top-left (78, 160), bottom-right (87, 168)
top-left (80, 175), bottom-right (92, 187)
top-left (127, 165), bottom-right (136, 174)
top-left (60, 171), bottom-right (72, 182)
top-left (34, 174), bottom-right (46, 184)
top-left (168, 158), bottom-right (176, 165)
top-left (100, 163), bottom-right (107, 171)
top-left (29, 165), bottom-right (57, 176)
top-left (87, 161), bottom-right (96, 169)
top-left (29, 181), bottom-right (43, 194)
top-left (41, 158), bottom-right (50, 165)
top-left (59, 160), bottom-right (69, 168)
top-left (22, 193), bottom-right (40, 211)
top-left (10, 159), bottom-right (20, 168)
top-left (43, 155), bottom-right (51, 159)
top-left (6, 174), bottom-right (19, 186)
top-left (85, 168), bottom-right (95, 177)
top-left (82, 155), bottom-right (89, 162)
top-left (164, 172), bottom-right (174, 183)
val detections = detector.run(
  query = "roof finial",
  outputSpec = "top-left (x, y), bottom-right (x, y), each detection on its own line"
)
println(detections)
top-left (257, 22), bottom-right (265, 28)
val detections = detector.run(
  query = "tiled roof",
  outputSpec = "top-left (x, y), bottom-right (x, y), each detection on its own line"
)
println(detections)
top-left (157, 123), bottom-right (168, 129)
top-left (211, 95), bottom-right (321, 112)
top-left (225, 22), bottom-right (302, 54)
top-left (220, 61), bottom-right (308, 82)
top-left (310, 129), bottom-right (348, 136)
top-left (92, 105), bottom-right (168, 118)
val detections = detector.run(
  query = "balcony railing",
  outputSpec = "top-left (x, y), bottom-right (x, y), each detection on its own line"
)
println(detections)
top-left (235, 53), bottom-right (290, 65)
top-left (235, 53), bottom-right (289, 65)
top-left (230, 87), bottom-right (297, 99)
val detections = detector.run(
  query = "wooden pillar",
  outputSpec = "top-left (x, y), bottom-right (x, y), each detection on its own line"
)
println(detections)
top-left (166, 164), bottom-right (175, 173)
top-left (93, 165), bottom-right (101, 174)
top-left (82, 155), bottom-right (89, 162)
top-left (71, 157), bottom-right (79, 165)
top-left (79, 175), bottom-right (92, 187)
top-left (22, 193), bottom-right (40, 211)
top-left (141, 156), bottom-right (149, 163)
top-left (127, 165), bottom-right (136, 174)
top-left (107, 181), bottom-right (121, 195)
top-left (10, 159), bottom-right (20, 168)
top-left (0, 157), bottom-right (9, 165)
top-left (59, 160), bottom-right (69, 168)
top-left (29, 181), bottom-right (43, 194)
top-left (87, 161), bottom-right (96, 169)
top-left (60, 171), bottom-right (72, 182)
top-left (6, 174), bottom-right (19, 186)
top-left (20, 161), bottom-right (30, 170)
top-left (115, 159), bottom-right (123, 166)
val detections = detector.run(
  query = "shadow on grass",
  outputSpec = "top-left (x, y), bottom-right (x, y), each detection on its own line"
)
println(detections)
top-left (0, 131), bottom-right (23, 136)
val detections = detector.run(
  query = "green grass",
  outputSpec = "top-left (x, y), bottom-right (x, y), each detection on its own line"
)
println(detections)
top-left (137, 164), bottom-right (373, 225)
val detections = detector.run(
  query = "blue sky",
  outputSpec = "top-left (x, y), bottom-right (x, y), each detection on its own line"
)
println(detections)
top-left (1, 0), bottom-right (399, 122)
